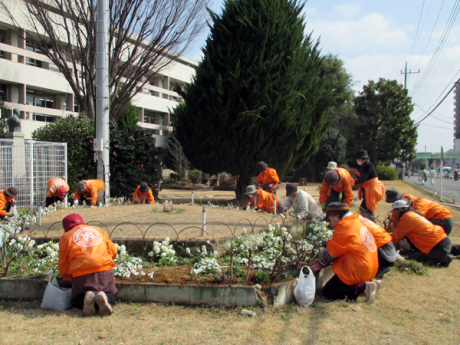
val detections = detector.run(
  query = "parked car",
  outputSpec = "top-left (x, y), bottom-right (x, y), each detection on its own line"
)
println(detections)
top-left (413, 169), bottom-right (420, 176)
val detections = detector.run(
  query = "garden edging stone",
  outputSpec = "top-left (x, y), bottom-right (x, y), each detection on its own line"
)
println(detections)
top-left (0, 278), bottom-right (258, 307)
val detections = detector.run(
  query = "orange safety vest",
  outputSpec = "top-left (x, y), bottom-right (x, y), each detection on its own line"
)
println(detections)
top-left (319, 168), bottom-right (355, 205)
top-left (404, 194), bottom-right (452, 220)
top-left (391, 210), bottom-right (446, 254)
top-left (133, 185), bottom-right (155, 205)
top-left (249, 189), bottom-right (280, 213)
top-left (257, 167), bottom-right (280, 189)
top-left (47, 177), bottom-right (69, 198)
top-left (0, 190), bottom-right (14, 217)
top-left (359, 215), bottom-right (392, 248)
top-left (327, 214), bottom-right (379, 285)
top-left (73, 179), bottom-right (105, 206)
top-left (358, 177), bottom-right (385, 211)
top-left (58, 224), bottom-right (117, 282)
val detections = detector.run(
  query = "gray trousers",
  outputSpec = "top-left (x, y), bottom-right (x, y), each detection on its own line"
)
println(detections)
top-left (430, 217), bottom-right (454, 236)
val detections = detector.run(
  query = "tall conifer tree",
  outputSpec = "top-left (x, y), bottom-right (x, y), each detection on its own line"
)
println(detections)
top-left (173, 0), bottom-right (334, 197)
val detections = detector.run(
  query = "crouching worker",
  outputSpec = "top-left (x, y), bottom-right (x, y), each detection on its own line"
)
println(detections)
top-left (73, 179), bottom-right (105, 207)
top-left (283, 183), bottom-right (318, 219)
top-left (59, 214), bottom-right (117, 316)
top-left (390, 199), bottom-right (453, 267)
top-left (133, 182), bottom-right (155, 204)
top-left (385, 187), bottom-right (453, 235)
top-left (359, 215), bottom-right (396, 279)
top-left (311, 202), bottom-right (381, 303)
top-left (245, 185), bottom-right (284, 214)
top-left (46, 177), bottom-right (69, 207)
top-left (0, 187), bottom-right (18, 221)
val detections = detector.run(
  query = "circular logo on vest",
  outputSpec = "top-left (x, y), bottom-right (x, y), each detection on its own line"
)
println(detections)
top-left (360, 226), bottom-right (377, 252)
top-left (73, 227), bottom-right (102, 247)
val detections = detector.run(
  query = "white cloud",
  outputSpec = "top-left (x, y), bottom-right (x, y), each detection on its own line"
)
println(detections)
top-left (306, 13), bottom-right (408, 55)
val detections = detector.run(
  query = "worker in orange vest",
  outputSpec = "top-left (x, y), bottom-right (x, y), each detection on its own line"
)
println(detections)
top-left (133, 182), bottom-right (155, 204)
top-left (319, 168), bottom-right (355, 209)
top-left (311, 202), bottom-right (380, 303)
top-left (385, 187), bottom-right (453, 235)
top-left (73, 179), bottom-right (105, 207)
top-left (256, 161), bottom-right (280, 194)
top-left (389, 199), bottom-right (453, 267)
top-left (59, 214), bottom-right (117, 316)
top-left (0, 187), bottom-right (18, 221)
top-left (46, 177), bottom-right (69, 207)
top-left (245, 185), bottom-right (283, 214)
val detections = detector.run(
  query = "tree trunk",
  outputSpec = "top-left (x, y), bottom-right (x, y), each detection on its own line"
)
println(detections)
top-left (235, 175), bottom-right (252, 199)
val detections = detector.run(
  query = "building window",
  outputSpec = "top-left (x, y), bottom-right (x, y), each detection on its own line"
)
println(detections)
top-left (0, 84), bottom-right (9, 102)
top-left (26, 90), bottom-right (55, 108)
top-left (0, 29), bottom-right (6, 59)
top-left (26, 37), bottom-right (42, 53)
top-left (32, 114), bottom-right (56, 123)
top-left (26, 57), bottom-right (42, 67)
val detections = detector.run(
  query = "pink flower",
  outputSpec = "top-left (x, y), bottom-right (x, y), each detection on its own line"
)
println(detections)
top-left (132, 160), bottom-right (134, 163)
top-left (141, 164), bottom-right (144, 168)
top-left (90, 140), bottom-right (93, 143)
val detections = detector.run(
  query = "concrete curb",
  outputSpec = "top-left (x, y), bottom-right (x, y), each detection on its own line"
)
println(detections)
top-left (0, 278), bottom-right (258, 307)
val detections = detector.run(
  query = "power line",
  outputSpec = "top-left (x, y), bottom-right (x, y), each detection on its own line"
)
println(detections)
top-left (418, 123), bottom-right (452, 129)
top-left (412, 0), bottom-right (445, 69)
top-left (408, 0), bottom-right (426, 59)
top-left (412, 0), bottom-right (460, 95)
top-left (415, 77), bottom-right (460, 124)
top-left (415, 104), bottom-right (453, 123)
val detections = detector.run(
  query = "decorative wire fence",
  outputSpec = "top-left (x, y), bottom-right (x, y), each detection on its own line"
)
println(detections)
top-left (0, 139), bottom-right (67, 211)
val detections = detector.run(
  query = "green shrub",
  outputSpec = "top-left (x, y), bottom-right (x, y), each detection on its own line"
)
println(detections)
top-left (33, 115), bottom-right (162, 198)
top-left (376, 165), bottom-right (398, 180)
top-left (188, 169), bottom-right (202, 184)
top-left (254, 270), bottom-right (270, 284)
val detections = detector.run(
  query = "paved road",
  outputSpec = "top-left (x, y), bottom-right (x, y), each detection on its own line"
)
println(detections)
top-left (405, 175), bottom-right (460, 202)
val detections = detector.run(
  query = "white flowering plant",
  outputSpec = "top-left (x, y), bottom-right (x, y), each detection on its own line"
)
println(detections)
top-left (188, 242), bottom-right (221, 277)
top-left (113, 244), bottom-right (149, 281)
top-left (148, 237), bottom-right (179, 266)
top-left (28, 241), bottom-right (60, 276)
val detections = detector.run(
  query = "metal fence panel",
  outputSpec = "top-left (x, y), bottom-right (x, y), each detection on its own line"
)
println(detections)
top-left (0, 139), bottom-right (67, 211)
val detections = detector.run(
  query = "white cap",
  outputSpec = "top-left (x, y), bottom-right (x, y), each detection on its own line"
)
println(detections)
top-left (390, 199), bottom-right (410, 212)
top-left (326, 161), bottom-right (337, 170)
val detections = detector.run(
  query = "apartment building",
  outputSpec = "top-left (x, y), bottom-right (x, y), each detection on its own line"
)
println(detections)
top-left (0, 20), bottom-right (197, 147)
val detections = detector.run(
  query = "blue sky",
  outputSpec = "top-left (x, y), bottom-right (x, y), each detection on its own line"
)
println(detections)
top-left (184, 0), bottom-right (460, 153)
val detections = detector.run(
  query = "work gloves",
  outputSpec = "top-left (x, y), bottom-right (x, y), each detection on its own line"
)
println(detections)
top-left (73, 200), bottom-right (79, 206)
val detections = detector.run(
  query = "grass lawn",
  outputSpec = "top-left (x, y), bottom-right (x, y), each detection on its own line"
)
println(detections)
top-left (2, 181), bottom-right (460, 344)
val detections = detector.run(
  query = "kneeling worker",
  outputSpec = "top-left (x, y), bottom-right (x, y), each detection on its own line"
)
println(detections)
top-left (283, 183), bottom-right (318, 219)
top-left (59, 214), bottom-right (117, 316)
top-left (359, 215), bottom-right (397, 279)
top-left (133, 182), bottom-right (155, 204)
top-left (390, 199), bottom-right (453, 266)
top-left (73, 179), bottom-right (105, 207)
top-left (311, 202), bottom-right (381, 303)
top-left (319, 168), bottom-right (355, 210)
top-left (245, 185), bottom-right (284, 214)
top-left (385, 187), bottom-right (453, 235)
top-left (0, 187), bottom-right (18, 221)
top-left (256, 161), bottom-right (280, 194)
top-left (46, 177), bottom-right (69, 207)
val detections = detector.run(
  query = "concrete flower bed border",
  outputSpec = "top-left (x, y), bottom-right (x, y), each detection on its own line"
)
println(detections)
top-left (0, 278), bottom-right (258, 307)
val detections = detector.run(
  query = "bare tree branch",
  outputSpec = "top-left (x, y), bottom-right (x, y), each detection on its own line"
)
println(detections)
top-left (0, 0), bottom-right (207, 119)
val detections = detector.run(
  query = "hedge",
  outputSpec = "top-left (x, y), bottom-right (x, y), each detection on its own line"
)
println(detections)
top-left (376, 165), bottom-right (398, 180)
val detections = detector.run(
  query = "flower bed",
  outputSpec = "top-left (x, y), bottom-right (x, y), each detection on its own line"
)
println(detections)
top-left (0, 218), bottom-right (331, 288)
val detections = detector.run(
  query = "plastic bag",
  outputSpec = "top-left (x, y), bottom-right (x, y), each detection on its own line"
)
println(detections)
top-left (40, 271), bottom-right (72, 310)
top-left (294, 266), bottom-right (315, 307)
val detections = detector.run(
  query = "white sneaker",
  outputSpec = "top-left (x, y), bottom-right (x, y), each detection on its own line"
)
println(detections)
top-left (364, 281), bottom-right (376, 303)
top-left (94, 291), bottom-right (113, 316)
top-left (373, 279), bottom-right (382, 300)
top-left (82, 291), bottom-right (96, 316)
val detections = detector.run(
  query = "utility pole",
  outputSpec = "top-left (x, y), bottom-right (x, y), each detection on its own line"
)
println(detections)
top-left (401, 62), bottom-right (420, 89)
top-left (95, 0), bottom-right (110, 203)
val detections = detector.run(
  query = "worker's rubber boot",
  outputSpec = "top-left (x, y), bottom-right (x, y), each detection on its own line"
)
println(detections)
top-left (82, 291), bottom-right (96, 317)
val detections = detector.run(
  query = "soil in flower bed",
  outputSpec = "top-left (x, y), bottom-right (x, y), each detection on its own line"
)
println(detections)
top-left (31, 203), bottom-right (301, 241)
top-left (115, 264), bottom-right (264, 286)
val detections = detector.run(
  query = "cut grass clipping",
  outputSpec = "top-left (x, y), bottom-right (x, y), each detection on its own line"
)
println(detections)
top-left (394, 260), bottom-right (429, 276)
